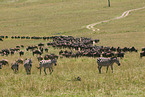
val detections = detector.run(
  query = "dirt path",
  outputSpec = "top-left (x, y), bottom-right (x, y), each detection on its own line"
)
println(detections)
top-left (86, 6), bottom-right (145, 31)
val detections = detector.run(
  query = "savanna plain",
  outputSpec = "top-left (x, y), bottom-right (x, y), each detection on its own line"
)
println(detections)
top-left (0, 0), bottom-right (145, 96)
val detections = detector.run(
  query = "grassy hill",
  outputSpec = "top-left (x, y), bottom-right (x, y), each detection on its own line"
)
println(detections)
top-left (0, 0), bottom-right (145, 96)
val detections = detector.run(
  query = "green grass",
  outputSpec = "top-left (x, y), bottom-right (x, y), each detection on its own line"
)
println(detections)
top-left (0, 0), bottom-right (145, 96)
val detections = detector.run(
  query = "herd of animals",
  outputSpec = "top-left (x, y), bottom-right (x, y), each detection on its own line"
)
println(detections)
top-left (1, 35), bottom-right (145, 74)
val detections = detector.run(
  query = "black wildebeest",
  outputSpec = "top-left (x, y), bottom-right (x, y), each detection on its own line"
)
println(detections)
top-left (59, 50), bottom-right (63, 55)
top-left (38, 43), bottom-right (44, 47)
top-left (129, 47), bottom-right (137, 52)
top-left (44, 48), bottom-right (48, 52)
top-left (19, 51), bottom-right (24, 56)
top-left (2, 49), bottom-right (10, 56)
top-left (21, 45), bottom-right (24, 48)
top-left (10, 50), bottom-right (15, 55)
top-left (16, 58), bottom-right (23, 64)
top-left (26, 45), bottom-right (38, 51)
top-left (32, 50), bottom-right (42, 56)
top-left (0, 59), bottom-right (9, 65)
top-left (140, 51), bottom-right (145, 58)
top-left (115, 52), bottom-right (125, 58)
top-left (11, 36), bottom-right (14, 39)
top-left (16, 45), bottom-right (20, 48)
top-left (37, 56), bottom-right (43, 61)
top-left (21, 36), bottom-right (25, 39)
top-left (141, 47), bottom-right (145, 51)
top-left (140, 47), bottom-right (145, 58)
top-left (0, 35), bottom-right (4, 38)
top-left (0, 63), bottom-right (2, 69)
top-left (44, 54), bottom-right (58, 60)
top-left (0, 38), bottom-right (3, 41)
top-left (39, 46), bottom-right (44, 53)
top-left (26, 36), bottom-right (30, 39)
top-left (93, 39), bottom-right (100, 43)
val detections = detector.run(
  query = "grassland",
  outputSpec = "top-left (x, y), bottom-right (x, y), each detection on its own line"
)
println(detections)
top-left (0, 0), bottom-right (145, 96)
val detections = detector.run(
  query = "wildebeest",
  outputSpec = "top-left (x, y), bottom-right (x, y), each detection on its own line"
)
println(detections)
top-left (140, 51), bottom-right (145, 58)
top-left (97, 57), bottom-right (120, 73)
top-left (26, 36), bottom-right (30, 39)
top-left (0, 59), bottom-right (9, 65)
top-left (39, 46), bottom-right (43, 53)
top-left (11, 36), bottom-right (14, 39)
top-left (37, 59), bottom-right (57, 75)
top-left (59, 50), bottom-right (63, 55)
top-left (93, 39), bottom-right (100, 43)
top-left (32, 50), bottom-right (42, 56)
top-left (37, 56), bottom-right (43, 61)
top-left (26, 45), bottom-right (38, 51)
top-left (11, 61), bottom-right (19, 73)
top-left (0, 63), bottom-right (2, 69)
top-left (0, 38), bottom-right (3, 41)
top-left (44, 54), bottom-right (58, 60)
top-left (2, 49), bottom-right (10, 56)
top-left (21, 36), bottom-right (25, 39)
top-left (31, 36), bottom-right (42, 39)
top-left (19, 51), bottom-right (24, 56)
top-left (24, 59), bottom-right (32, 75)
top-left (21, 45), bottom-right (24, 48)
top-left (141, 47), bottom-right (145, 51)
top-left (16, 58), bottom-right (23, 64)
top-left (5, 36), bottom-right (8, 38)
top-left (102, 52), bottom-right (114, 57)
top-left (16, 45), bottom-right (20, 48)
top-left (0, 35), bottom-right (4, 38)
top-left (38, 43), bottom-right (44, 47)
top-left (115, 52), bottom-right (125, 58)
top-left (10, 50), bottom-right (15, 55)
top-left (140, 48), bottom-right (145, 58)
top-left (44, 48), bottom-right (48, 52)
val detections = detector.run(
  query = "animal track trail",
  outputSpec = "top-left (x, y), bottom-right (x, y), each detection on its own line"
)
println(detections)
top-left (86, 6), bottom-right (145, 31)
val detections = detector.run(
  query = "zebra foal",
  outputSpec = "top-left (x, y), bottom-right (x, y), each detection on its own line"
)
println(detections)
top-left (97, 57), bottom-right (120, 73)
top-left (37, 59), bottom-right (57, 75)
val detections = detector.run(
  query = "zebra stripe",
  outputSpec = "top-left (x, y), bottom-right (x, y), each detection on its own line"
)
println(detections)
top-left (24, 59), bottom-right (32, 75)
top-left (38, 59), bottom-right (57, 75)
top-left (97, 57), bottom-right (120, 73)
top-left (11, 62), bottom-right (19, 73)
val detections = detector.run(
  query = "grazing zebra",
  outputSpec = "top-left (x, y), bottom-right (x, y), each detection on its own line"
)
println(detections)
top-left (97, 57), bottom-right (120, 73)
top-left (37, 59), bottom-right (57, 75)
top-left (11, 61), bottom-right (19, 73)
top-left (24, 58), bottom-right (32, 75)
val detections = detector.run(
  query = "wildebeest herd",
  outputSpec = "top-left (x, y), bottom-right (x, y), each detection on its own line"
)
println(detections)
top-left (0, 35), bottom-right (145, 74)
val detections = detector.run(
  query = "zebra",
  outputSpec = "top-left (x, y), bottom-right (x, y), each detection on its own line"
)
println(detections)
top-left (37, 59), bottom-right (57, 75)
top-left (11, 61), bottom-right (19, 73)
top-left (97, 57), bottom-right (120, 73)
top-left (24, 58), bottom-right (32, 75)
